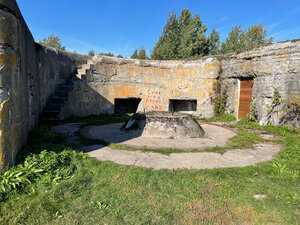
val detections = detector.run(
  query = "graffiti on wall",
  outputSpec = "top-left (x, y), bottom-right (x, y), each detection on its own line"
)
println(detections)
top-left (176, 78), bottom-right (190, 92)
top-left (145, 89), bottom-right (163, 111)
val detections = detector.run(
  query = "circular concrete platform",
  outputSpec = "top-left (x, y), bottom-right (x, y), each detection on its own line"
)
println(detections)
top-left (121, 112), bottom-right (205, 139)
top-left (81, 123), bottom-right (237, 150)
top-left (52, 122), bottom-right (281, 170)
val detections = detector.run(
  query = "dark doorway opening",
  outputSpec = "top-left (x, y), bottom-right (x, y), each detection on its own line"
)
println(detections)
top-left (169, 99), bottom-right (197, 112)
top-left (115, 98), bottom-right (142, 114)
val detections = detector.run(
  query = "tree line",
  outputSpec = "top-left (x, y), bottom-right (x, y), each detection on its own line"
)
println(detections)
top-left (148, 9), bottom-right (273, 60)
top-left (39, 9), bottom-right (273, 60)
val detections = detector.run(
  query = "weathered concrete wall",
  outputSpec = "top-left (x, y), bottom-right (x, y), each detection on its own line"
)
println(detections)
top-left (221, 40), bottom-right (300, 127)
top-left (62, 40), bottom-right (299, 128)
top-left (1, 0), bottom-right (299, 169)
top-left (62, 56), bottom-right (221, 118)
top-left (0, 0), bottom-right (88, 169)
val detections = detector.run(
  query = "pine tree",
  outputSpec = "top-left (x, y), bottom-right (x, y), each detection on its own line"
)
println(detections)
top-left (99, 52), bottom-right (115, 57)
top-left (138, 45), bottom-right (147, 59)
top-left (178, 10), bottom-right (209, 59)
top-left (151, 9), bottom-right (209, 60)
top-left (221, 25), bottom-right (246, 54)
top-left (209, 27), bottom-right (220, 55)
top-left (151, 11), bottom-right (180, 60)
top-left (131, 49), bottom-right (138, 59)
top-left (244, 23), bottom-right (273, 50)
top-left (191, 14), bottom-right (210, 57)
top-left (177, 9), bottom-right (194, 58)
top-left (221, 24), bottom-right (273, 54)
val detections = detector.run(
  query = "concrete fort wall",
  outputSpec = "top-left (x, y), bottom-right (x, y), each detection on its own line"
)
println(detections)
top-left (0, 0), bottom-right (89, 169)
top-left (62, 40), bottom-right (299, 129)
top-left (61, 56), bottom-right (221, 118)
top-left (221, 40), bottom-right (300, 127)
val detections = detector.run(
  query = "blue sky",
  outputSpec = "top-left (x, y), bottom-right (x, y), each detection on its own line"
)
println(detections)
top-left (16, 0), bottom-right (300, 57)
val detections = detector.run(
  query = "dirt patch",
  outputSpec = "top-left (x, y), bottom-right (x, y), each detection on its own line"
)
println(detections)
top-left (181, 201), bottom-right (257, 224)
top-left (200, 179), bottom-right (220, 196)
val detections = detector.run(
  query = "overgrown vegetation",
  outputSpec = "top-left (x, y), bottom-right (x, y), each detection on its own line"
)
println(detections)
top-left (282, 95), bottom-right (300, 115)
top-left (39, 34), bottom-right (66, 50)
top-left (211, 80), bottom-right (228, 116)
top-left (272, 88), bottom-right (281, 107)
top-left (0, 127), bottom-right (87, 201)
top-left (199, 114), bottom-right (236, 122)
top-left (0, 116), bottom-right (299, 224)
top-left (264, 89), bottom-right (299, 126)
top-left (246, 102), bottom-right (258, 122)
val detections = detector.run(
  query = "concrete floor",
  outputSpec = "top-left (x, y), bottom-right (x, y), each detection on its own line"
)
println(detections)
top-left (52, 122), bottom-right (281, 170)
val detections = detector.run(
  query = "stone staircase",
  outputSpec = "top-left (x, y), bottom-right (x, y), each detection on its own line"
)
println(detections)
top-left (42, 58), bottom-right (96, 121)
top-left (42, 79), bottom-right (75, 121)
top-left (76, 59), bottom-right (95, 81)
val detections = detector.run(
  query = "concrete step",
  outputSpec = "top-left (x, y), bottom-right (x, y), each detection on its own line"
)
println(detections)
top-left (76, 61), bottom-right (94, 76)
top-left (59, 84), bottom-right (73, 90)
top-left (51, 97), bottom-right (65, 104)
top-left (44, 103), bottom-right (61, 111)
top-left (43, 110), bottom-right (59, 118)
top-left (52, 94), bottom-right (68, 100)
top-left (54, 93), bottom-right (68, 98)
top-left (42, 77), bottom-right (75, 121)
top-left (48, 101), bottom-right (64, 106)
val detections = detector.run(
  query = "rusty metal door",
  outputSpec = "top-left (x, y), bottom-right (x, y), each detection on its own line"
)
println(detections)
top-left (238, 78), bottom-right (253, 119)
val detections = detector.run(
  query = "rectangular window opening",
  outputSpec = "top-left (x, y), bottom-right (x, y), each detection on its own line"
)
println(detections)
top-left (169, 99), bottom-right (197, 112)
top-left (114, 98), bottom-right (142, 114)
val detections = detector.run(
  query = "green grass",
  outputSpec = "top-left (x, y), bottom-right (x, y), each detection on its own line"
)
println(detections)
top-left (102, 127), bottom-right (266, 155)
top-left (76, 127), bottom-right (266, 155)
top-left (109, 143), bottom-right (187, 154)
top-left (0, 117), bottom-right (299, 224)
top-left (226, 128), bottom-right (265, 149)
top-left (198, 114), bottom-right (237, 123)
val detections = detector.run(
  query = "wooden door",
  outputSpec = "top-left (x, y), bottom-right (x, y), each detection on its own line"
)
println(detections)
top-left (238, 78), bottom-right (253, 119)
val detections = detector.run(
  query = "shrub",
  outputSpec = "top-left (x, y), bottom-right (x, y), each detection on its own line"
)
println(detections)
top-left (246, 102), bottom-right (258, 122)
top-left (0, 126), bottom-right (87, 201)
top-left (0, 150), bottom-right (84, 201)
top-left (212, 81), bottom-right (228, 116)
top-left (272, 88), bottom-right (281, 106)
